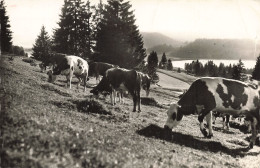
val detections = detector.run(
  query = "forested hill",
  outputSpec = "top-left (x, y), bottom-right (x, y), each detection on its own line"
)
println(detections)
top-left (141, 32), bottom-right (183, 49)
top-left (169, 39), bottom-right (260, 60)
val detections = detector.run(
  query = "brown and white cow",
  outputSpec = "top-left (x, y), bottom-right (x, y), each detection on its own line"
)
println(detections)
top-left (164, 77), bottom-right (260, 148)
top-left (88, 62), bottom-right (119, 84)
top-left (48, 55), bottom-right (89, 91)
top-left (90, 68), bottom-right (151, 112)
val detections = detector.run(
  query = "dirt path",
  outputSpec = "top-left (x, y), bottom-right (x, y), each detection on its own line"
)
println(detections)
top-left (1, 55), bottom-right (260, 168)
top-left (157, 72), bottom-right (190, 91)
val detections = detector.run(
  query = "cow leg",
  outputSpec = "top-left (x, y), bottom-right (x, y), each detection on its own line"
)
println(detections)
top-left (205, 111), bottom-right (213, 138)
top-left (77, 77), bottom-right (81, 90)
top-left (249, 117), bottom-right (258, 149)
top-left (133, 94), bottom-right (137, 112)
top-left (226, 115), bottom-right (230, 130)
top-left (96, 74), bottom-right (100, 84)
top-left (120, 91), bottom-right (124, 104)
top-left (110, 90), bottom-right (115, 105)
top-left (65, 75), bottom-right (70, 88)
top-left (198, 110), bottom-right (210, 138)
top-left (113, 90), bottom-right (116, 105)
top-left (83, 76), bottom-right (87, 92)
top-left (222, 116), bottom-right (226, 130)
top-left (137, 92), bottom-right (141, 112)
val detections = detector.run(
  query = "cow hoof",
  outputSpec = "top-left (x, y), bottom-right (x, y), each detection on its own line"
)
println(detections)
top-left (133, 110), bottom-right (136, 112)
top-left (207, 134), bottom-right (213, 139)
top-left (248, 143), bottom-right (254, 149)
top-left (201, 128), bottom-right (208, 137)
top-left (138, 110), bottom-right (141, 113)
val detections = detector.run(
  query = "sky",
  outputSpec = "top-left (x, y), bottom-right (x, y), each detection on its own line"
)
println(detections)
top-left (4, 0), bottom-right (260, 48)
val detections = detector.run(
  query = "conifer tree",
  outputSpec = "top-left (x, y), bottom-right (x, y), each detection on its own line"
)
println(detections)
top-left (159, 52), bottom-right (167, 69)
top-left (53, 0), bottom-right (93, 58)
top-left (167, 59), bottom-right (173, 70)
top-left (147, 51), bottom-right (158, 82)
top-left (232, 59), bottom-right (245, 80)
top-left (95, 0), bottom-right (146, 68)
top-left (32, 26), bottom-right (52, 62)
top-left (252, 54), bottom-right (260, 80)
top-left (0, 0), bottom-right (12, 53)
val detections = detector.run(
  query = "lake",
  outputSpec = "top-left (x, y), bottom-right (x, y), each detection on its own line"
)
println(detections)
top-left (172, 59), bottom-right (256, 69)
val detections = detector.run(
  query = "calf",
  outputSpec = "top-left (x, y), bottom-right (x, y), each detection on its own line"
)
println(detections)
top-left (90, 68), bottom-right (151, 112)
top-left (89, 62), bottom-right (119, 84)
top-left (48, 55), bottom-right (89, 91)
top-left (164, 77), bottom-right (260, 148)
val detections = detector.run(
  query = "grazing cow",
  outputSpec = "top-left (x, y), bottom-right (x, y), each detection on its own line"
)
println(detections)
top-left (90, 68), bottom-right (151, 112)
top-left (39, 63), bottom-right (46, 72)
top-left (89, 62), bottom-right (119, 84)
top-left (164, 77), bottom-right (260, 148)
top-left (48, 55), bottom-right (89, 91)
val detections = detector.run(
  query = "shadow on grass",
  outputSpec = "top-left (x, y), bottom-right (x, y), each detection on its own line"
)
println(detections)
top-left (41, 84), bottom-right (71, 97)
top-left (229, 121), bottom-right (250, 134)
top-left (212, 126), bottom-right (236, 134)
top-left (136, 124), bottom-right (260, 158)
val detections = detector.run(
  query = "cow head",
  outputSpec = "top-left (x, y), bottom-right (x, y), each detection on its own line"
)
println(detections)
top-left (47, 70), bottom-right (57, 83)
top-left (90, 76), bottom-right (112, 96)
top-left (164, 103), bottom-right (183, 131)
top-left (77, 59), bottom-right (83, 70)
top-left (140, 73), bottom-right (151, 97)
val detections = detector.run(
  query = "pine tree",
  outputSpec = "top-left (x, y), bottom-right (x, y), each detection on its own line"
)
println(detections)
top-left (167, 59), bottom-right (173, 70)
top-left (32, 26), bottom-right (52, 62)
top-left (252, 54), bottom-right (260, 80)
top-left (159, 52), bottom-right (167, 69)
top-left (147, 51), bottom-right (158, 82)
top-left (95, 0), bottom-right (146, 68)
top-left (0, 0), bottom-right (12, 53)
top-left (53, 0), bottom-right (93, 58)
top-left (232, 59), bottom-right (245, 80)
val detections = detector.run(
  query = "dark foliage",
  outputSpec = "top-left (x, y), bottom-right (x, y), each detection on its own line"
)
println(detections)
top-left (94, 0), bottom-right (146, 68)
top-left (184, 59), bottom-right (249, 79)
top-left (0, 0), bottom-right (12, 53)
top-left (232, 59), bottom-right (245, 80)
top-left (159, 52), bottom-right (167, 69)
top-left (252, 54), bottom-right (260, 80)
top-left (11, 45), bottom-right (25, 56)
top-left (52, 0), bottom-right (93, 59)
top-left (32, 26), bottom-right (52, 62)
top-left (167, 59), bottom-right (173, 70)
top-left (147, 51), bottom-right (159, 82)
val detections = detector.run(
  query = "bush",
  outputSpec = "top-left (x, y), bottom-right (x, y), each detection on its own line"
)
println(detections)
top-left (22, 58), bottom-right (35, 64)
top-left (12, 45), bottom-right (25, 56)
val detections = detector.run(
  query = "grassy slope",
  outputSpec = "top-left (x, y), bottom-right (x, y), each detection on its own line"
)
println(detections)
top-left (1, 55), bottom-right (260, 168)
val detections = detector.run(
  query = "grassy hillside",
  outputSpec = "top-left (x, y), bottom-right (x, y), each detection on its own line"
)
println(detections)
top-left (1, 55), bottom-right (260, 167)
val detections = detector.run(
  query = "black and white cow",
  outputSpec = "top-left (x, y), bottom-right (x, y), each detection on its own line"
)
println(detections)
top-left (164, 77), bottom-right (260, 148)
top-left (90, 68), bottom-right (151, 112)
top-left (88, 62), bottom-right (119, 84)
top-left (48, 55), bottom-right (89, 91)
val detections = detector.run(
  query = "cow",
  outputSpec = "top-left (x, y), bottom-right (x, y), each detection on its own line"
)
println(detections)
top-left (48, 55), bottom-right (89, 91)
top-left (88, 62), bottom-right (119, 84)
top-left (90, 68), bottom-right (151, 112)
top-left (164, 77), bottom-right (260, 148)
